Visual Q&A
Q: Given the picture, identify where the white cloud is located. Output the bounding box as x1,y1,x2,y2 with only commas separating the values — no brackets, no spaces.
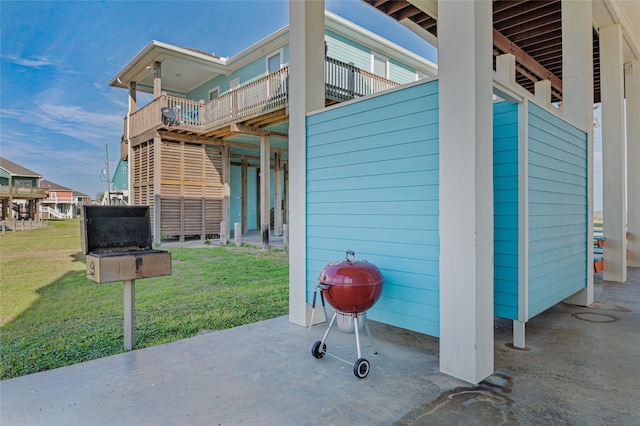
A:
3,54,55,68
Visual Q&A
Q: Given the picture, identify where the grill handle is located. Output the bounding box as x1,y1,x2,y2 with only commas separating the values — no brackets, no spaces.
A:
346,250,356,263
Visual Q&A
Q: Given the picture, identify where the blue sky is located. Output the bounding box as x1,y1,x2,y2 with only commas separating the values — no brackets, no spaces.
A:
1,1,603,209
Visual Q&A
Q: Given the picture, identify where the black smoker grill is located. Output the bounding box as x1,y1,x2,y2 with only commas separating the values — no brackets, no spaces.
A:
81,205,172,350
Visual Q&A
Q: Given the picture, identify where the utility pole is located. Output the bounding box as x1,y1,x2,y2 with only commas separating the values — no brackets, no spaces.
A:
105,144,111,205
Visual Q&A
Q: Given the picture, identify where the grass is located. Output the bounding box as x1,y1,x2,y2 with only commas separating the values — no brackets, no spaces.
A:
0,219,288,380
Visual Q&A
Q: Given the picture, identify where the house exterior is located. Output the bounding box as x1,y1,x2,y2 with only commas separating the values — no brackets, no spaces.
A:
109,159,129,205
109,11,437,243
287,0,640,385
40,180,91,218
0,157,47,220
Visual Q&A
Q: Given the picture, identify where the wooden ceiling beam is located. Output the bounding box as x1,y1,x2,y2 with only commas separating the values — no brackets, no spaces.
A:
493,0,558,26
385,0,411,15
493,28,562,97
230,123,288,139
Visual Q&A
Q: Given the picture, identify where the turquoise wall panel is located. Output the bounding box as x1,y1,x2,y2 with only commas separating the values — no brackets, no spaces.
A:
325,30,371,70
527,102,587,318
493,101,520,320
306,80,440,337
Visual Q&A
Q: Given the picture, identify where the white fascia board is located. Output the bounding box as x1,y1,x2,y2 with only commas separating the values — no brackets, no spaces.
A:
325,11,438,76
109,40,228,89
601,0,640,61
224,26,290,70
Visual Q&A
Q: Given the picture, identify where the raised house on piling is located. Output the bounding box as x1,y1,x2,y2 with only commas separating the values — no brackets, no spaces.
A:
109,11,437,244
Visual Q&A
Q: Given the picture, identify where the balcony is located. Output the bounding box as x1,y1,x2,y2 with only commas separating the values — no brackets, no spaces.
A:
0,186,48,199
122,57,400,147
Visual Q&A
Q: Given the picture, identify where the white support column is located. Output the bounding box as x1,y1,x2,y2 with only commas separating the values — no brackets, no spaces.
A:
561,0,594,304
516,101,529,348
626,60,640,267
260,134,271,250
438,0,494,384
600,23,627,282
288,0,325,326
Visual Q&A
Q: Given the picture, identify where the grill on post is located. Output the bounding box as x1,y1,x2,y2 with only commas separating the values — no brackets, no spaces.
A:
81,205,171,351
310,251,383,378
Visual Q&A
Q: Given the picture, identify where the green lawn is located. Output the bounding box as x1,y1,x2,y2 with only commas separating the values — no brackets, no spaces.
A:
0,219,288,380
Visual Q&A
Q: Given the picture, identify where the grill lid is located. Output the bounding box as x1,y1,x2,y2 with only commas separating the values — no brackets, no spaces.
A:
318,251,383,287
81,206,153,255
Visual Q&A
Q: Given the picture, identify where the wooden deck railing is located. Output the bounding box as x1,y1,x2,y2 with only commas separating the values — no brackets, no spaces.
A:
0,186,48,198
124,58,400,139
325,57,400,102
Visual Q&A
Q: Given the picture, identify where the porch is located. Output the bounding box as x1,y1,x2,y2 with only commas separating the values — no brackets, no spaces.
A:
2,267,638,424
121,57,400,149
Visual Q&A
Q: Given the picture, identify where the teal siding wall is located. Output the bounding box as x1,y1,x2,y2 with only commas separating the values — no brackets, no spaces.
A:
188,45,289,101
493,101,520,320
325,30,370,70
306,80,440,337
388,58,416,83
527,102,587,318
230,166,259,231
190,29,422,100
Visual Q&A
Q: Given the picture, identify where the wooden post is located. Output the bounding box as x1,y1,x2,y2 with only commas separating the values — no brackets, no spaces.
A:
124,279,135,351
260,134,271,250
220,221,228,244
283,223,289,252
153,61,162,99
153,137,162,246
274,151,283,236
234,222,242,247
222,143,231,241
241,157,248,233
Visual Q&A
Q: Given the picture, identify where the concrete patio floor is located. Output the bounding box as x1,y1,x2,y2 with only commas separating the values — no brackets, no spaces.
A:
2,268,638,425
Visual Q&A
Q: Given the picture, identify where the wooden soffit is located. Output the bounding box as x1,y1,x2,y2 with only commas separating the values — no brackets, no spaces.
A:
363,0,602,103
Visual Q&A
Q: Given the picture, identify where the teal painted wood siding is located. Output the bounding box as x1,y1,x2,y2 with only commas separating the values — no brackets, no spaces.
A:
493,101,519,320
306,80,440,337
527,102,587,318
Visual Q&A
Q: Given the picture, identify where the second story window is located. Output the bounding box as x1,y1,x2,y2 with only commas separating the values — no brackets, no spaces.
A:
209,87,219,101
372,52,389,79
267,49,283,74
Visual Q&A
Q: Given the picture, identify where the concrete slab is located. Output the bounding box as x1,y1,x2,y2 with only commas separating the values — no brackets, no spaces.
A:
2,268,639,425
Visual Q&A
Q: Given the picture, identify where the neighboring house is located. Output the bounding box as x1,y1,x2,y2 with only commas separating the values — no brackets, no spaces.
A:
0,157,47,220
109,159,129,205
109,11,437,243
40,180,91,218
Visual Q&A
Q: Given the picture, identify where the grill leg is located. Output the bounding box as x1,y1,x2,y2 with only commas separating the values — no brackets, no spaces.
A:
320,312,337,347
363,314,377,355
354,313,362,359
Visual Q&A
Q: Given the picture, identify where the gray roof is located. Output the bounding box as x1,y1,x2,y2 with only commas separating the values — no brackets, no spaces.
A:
40,180,73,191
0,157,42,178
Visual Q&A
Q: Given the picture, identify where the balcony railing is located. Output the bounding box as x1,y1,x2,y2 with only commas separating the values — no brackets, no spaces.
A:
325,57,400,102
124,57,400,140
0,186,48,198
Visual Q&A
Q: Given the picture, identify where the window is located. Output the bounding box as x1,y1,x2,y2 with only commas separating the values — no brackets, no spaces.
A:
208,86,220,101
229,78,240,90
267,49,283,74
372,52,389,79
121,167,126,174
